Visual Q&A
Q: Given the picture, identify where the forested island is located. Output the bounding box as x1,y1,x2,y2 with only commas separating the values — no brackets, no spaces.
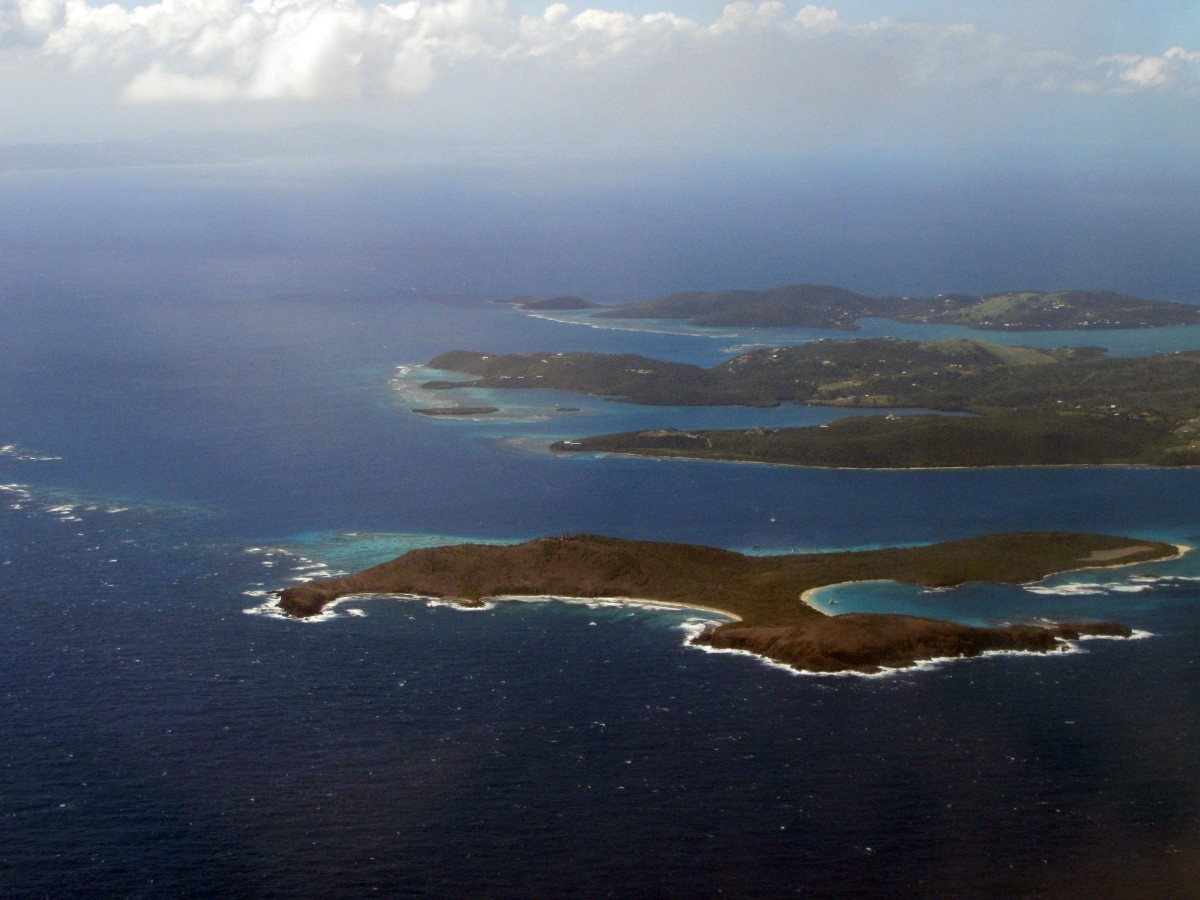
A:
277,533,1179,674
424,338,1200,468
552,413,1195,469
518,283,1200,330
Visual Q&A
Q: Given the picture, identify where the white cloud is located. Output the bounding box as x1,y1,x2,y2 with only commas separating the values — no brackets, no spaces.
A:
1089,46,1200,93
794,4,836,31
0,0,1196,105
709,2,786,35
124,64,236,102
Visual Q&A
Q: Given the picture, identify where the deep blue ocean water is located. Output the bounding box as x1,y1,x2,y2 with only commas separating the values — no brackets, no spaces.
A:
3,162,1200,897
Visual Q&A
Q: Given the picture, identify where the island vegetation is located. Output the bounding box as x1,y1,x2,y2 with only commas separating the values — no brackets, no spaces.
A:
576,283,1200,330
551,413,1196,469
425,338,1200,467
277,533,1179,674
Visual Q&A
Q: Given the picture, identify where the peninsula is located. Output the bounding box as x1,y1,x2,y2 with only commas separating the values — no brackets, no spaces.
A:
277,533,1178,674
499,295,601,311
580,284,1200,330
425,339,1200,468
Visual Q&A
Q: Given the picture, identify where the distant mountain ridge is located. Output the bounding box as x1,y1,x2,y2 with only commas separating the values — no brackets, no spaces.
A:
559,284,1200,330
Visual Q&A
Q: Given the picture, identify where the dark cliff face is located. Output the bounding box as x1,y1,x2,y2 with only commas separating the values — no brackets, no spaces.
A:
275,533,1168,675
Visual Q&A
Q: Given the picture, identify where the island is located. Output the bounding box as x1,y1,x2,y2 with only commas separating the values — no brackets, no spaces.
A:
424,339,1200,468
411,406,500,417
578,283,1200,330
549,413,1194,468
277,533,1180,674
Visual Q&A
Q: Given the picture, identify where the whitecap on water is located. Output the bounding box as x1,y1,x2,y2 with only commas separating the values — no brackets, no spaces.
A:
687,638,1096,679
289,570,335,582
1026,583,1111,596
1025,573,1200,597
4,483,206,527
0,443,62,462
425,597,495,611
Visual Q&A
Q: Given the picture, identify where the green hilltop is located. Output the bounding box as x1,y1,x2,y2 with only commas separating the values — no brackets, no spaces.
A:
579,284,1200,330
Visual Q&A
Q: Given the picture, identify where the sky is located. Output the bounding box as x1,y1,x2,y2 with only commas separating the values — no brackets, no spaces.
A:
0,0,1196,165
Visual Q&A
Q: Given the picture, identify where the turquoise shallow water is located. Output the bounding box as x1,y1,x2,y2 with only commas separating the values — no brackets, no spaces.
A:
806,556,1200,627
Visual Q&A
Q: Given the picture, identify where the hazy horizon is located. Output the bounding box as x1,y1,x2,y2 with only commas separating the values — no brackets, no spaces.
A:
3,152,1198,306
4,2,1196,305
1,1,1195,168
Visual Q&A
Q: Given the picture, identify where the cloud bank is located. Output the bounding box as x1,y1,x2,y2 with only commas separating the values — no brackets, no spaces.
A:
1,0,1196,105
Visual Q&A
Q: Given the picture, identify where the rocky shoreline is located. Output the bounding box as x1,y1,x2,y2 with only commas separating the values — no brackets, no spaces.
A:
277,533,1176,675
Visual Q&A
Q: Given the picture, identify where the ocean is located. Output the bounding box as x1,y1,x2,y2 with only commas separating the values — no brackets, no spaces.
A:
2,160,1200,897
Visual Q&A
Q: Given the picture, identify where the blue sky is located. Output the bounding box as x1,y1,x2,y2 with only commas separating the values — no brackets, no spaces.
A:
0,0,1196,166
